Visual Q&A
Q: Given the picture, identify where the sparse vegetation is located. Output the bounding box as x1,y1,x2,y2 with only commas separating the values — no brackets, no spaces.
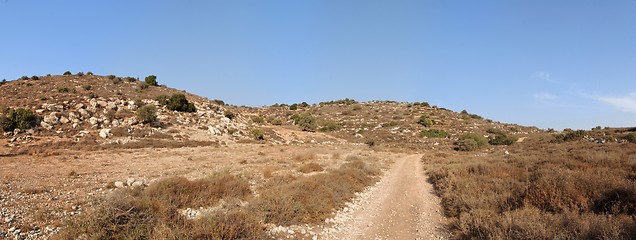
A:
625,133,636,143
136,104,157,124
319,98,357,106
319,119,340,132
20,76,29,80
59,174,261,239
76,72,84,76
0,79,6,86
426,141,636,239
251,115,265,124
0,107,38,132
552,129,586,143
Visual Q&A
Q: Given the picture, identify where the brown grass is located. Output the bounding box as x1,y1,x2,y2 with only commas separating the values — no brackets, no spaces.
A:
253,160,379,225
55,173,261,240
298,162,324,173
425,139,636,239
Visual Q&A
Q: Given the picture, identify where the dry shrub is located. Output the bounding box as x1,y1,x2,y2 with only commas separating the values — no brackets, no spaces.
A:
292,150,317,162
298,163,324,173
262,166,274,179
56,173,262,239
426,141,636,238
254,160,378,225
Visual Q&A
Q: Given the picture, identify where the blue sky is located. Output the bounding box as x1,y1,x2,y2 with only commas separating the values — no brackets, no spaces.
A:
1,1,634,130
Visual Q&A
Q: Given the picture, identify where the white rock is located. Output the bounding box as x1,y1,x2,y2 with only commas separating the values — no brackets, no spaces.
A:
59,116,70,124
89,117,99,126
126,178,136,186
40,122,53,130
208,126,222,135
114,181,125,188
99,128,111,139
131,180,145,188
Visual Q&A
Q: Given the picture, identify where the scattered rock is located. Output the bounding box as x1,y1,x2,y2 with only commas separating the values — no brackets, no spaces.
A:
99,129,111,139
114,181,125,188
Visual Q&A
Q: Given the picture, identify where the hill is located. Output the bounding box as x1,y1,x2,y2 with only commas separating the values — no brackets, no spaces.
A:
1,72,635,239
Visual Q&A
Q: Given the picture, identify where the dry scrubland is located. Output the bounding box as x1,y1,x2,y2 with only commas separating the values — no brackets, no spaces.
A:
425,132,636,239
1,73,635,239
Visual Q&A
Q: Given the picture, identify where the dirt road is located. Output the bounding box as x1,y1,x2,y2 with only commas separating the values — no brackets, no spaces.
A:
330,154,447,239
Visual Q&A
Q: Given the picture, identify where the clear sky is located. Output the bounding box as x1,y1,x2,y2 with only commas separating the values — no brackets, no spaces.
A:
1,1,635,130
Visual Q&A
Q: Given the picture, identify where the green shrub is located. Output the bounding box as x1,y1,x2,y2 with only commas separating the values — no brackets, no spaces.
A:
125,77,137,82
291,112,316,132
299,102,309,108
251,128,265,140
0,108,38,132
155,94,170,105
20,76,29,80
76,72,84,76
224,110,236,120
552,130,586,143
418,115,435,127
319,120,340,132
87,72,94,75
136,104,157,124
165,94,196,112
0,79,6,86
456,133,489,151
63,71,72,75
144,75,158,86
31,75,39,80
289,104,298,110
139,82,150,90
421,129,448,138
58,87,71,93
267,117,282,125
251,116,265,124
82,85,92,91
489,133,518,145
319,98,357,106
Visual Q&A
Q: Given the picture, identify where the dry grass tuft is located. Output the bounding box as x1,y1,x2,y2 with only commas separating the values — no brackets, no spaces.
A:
298,163,324,173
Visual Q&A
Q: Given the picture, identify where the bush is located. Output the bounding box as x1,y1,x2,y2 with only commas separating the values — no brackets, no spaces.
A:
57,87,71,93
456,133,489,151
155,94,170,105
489,133,518,146
251,128,265,140
552,130,586,143
76,72,84,76
63,71,72,75
299,102,309,108
625,133,636,143
164,94,196,112
0,79,6,86
31,75,39,80
139,82,150,90
418,115,435,127
82,85,92,91
20,76,29,80
289,104,298,110
0,108,38,132
145,75,158,86
251,116,264,124
87,71,93,75
136,104,157,124
319,120,340,132
267,117,282,125
224,110,236,120
291,112,316,132
421,129,448,138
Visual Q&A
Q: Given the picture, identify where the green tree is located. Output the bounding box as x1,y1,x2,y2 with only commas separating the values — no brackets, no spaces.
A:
0,108,38,132
144,75,158,86
136,105,157,124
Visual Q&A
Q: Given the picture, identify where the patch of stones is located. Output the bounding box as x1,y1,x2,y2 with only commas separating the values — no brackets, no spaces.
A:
113,178,147,189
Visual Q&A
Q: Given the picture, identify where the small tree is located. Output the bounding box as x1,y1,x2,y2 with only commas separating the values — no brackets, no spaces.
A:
456,133,489,151
0,108,38,132
136,105,157,124
63,71,72,75
144,75,158,86
489,133,518,146
292,112,316,132
289,104,298,110
31,75,39,80
166,94,196,112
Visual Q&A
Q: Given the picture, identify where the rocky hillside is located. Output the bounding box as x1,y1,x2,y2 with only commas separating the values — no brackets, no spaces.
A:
1,72,546,154
0,73,252,154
